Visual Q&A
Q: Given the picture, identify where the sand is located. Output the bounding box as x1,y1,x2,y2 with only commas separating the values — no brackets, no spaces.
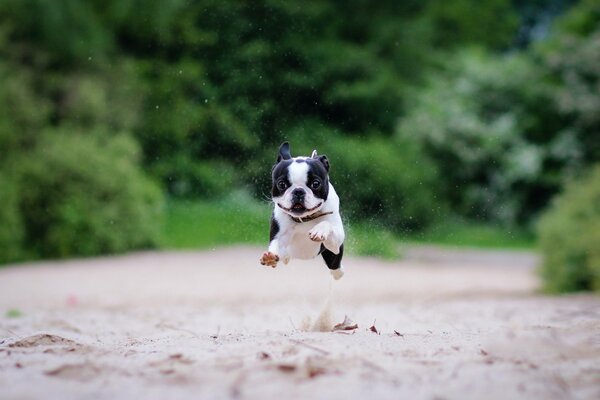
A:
1,246,599,400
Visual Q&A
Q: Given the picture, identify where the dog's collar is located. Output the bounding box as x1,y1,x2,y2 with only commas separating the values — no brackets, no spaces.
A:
289,210,334,223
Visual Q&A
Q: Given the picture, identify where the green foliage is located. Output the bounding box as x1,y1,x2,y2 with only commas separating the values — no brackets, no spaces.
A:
0,173,24,263
162,194,401,258
345,222,400,259
423,0,519,49
16,131,163,258
286,126,444,231
397,49,564,225
537,165,600,293
55,62,143,132
135,59,256,197
1,0,599,264
0,63,51,160
543,27,600,164
555,0,600,36
162,192,269,249
0,0,185,65
409,219,534,249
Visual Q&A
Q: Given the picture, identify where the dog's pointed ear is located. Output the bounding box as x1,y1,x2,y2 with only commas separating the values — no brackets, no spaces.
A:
318,155,329,171
311,149,318,158
277,142,292,163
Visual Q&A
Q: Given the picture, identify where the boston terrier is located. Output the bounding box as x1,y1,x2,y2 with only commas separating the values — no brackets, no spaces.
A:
259,142,346,280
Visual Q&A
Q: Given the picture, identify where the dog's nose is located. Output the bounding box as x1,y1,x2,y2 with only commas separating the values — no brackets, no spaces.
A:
292,188,305,198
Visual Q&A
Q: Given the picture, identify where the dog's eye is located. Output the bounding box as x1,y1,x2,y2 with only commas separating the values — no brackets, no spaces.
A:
277,180,288,190
311,180,321,189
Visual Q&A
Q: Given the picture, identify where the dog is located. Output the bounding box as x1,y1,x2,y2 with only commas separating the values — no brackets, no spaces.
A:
259,142,345,280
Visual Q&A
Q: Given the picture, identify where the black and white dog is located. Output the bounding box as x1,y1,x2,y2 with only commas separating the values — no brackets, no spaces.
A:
259,142,345,280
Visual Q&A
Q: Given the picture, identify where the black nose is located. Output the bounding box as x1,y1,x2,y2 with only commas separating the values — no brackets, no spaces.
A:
292,188,305,198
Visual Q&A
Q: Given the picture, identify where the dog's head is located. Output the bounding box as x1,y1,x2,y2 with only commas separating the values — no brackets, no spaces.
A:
271,142,330,218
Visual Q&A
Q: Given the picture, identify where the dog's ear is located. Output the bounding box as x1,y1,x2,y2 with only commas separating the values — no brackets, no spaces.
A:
318,155,330,172
277,142,292,163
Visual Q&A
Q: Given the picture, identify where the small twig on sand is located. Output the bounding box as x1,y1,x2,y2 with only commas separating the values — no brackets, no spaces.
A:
288,317,297,331
289,339,330,355
155,322,200,339
0,327,19,337
360,357,388,374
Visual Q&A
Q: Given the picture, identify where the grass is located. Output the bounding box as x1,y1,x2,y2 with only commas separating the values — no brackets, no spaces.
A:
161,191,269,249
161,195,535,257
161,194,401,257
406,219,535,250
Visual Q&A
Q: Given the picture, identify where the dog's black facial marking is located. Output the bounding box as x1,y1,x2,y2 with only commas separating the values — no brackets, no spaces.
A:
269,213,280,241
306,159,329,200
271,160,292,198
294,159,305,163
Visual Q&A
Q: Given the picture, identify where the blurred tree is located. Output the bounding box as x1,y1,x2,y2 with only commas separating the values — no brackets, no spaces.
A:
553,0,600,35
1,0,596,260
0,173,24,263
423,0,519,49
396,49,565,225
540,0,600,164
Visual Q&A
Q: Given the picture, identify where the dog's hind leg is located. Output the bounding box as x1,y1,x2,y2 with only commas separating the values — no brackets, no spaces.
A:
320,243,344,280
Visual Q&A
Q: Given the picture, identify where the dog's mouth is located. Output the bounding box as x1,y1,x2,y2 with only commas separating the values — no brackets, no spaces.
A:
292,203,305,212
277,202,322,215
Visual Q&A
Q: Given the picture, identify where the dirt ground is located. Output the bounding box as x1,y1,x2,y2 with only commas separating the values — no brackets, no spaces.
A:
1,246,599,400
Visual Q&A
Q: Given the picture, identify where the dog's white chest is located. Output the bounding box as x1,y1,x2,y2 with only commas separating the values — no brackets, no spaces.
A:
279,222,322,261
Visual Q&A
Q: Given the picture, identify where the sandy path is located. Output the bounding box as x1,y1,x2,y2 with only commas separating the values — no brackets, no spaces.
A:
0,246,599,400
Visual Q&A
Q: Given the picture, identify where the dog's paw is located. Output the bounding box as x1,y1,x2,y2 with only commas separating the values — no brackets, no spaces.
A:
260,251,279,268
309,222,330,242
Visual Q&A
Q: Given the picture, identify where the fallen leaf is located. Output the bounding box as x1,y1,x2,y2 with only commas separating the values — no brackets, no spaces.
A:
307,365,327,378
257,352,271,360
394,331,404,337
277,364,297,373
480,349,489,356
332,315,358,331
369,320,380,335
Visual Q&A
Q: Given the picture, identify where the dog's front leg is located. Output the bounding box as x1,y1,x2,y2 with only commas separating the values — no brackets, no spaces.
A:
260,215,283,268
260,239,280,268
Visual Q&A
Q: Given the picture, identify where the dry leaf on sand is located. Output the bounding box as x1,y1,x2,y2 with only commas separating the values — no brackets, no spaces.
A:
369,321,380,335
332,316,358,331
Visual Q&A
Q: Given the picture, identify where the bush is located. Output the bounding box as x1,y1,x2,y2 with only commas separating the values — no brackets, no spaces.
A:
15,131,163,259
537,165,600,293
